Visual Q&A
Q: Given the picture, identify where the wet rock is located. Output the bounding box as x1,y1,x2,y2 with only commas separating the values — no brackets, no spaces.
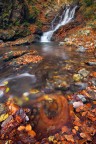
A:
0,29,15,41
64,38,70,42
59,42,65,46
70,84,84,93
74,82,87,90
78,68,89,78
0,103,6,115
0,90,4,98
87,88,96,100
43,88,54,94
3,50,27,62
77,94,86,103
0,26,31,41
76,46,87,53
73,101,83,108
23,92,29,97
91,78,96,86
55,81,69,91
34,35,41,42
0,34,35,47
34,29,43,36
0,40,3,43
86,61,96,66
85,30,90,35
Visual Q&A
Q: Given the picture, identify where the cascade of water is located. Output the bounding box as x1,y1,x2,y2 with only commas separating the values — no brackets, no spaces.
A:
41,5,77,43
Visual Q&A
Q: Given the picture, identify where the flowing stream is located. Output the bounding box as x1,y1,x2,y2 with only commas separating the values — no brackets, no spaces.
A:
0,42,95,140
41,5,77,42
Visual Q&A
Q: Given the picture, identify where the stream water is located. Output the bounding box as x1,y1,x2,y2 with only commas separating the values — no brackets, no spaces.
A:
0,5,81,105
0,42,95,140
0,43,95,101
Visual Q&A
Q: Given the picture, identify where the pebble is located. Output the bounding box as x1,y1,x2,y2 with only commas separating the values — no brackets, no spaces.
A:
59,42,65,46
0,90,4,98
25,115,29,121
77,46,86,53
73,101,83,108
0,103,5,114
86,61,96,66
43,88,53,94
23,92,29,97
64,38,70,42
77,94,86,103
91,78,96,86
75,82,87,90
0,40,3,43
78,68,89,78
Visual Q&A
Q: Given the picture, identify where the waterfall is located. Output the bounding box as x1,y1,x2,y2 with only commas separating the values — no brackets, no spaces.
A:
41,5,77,42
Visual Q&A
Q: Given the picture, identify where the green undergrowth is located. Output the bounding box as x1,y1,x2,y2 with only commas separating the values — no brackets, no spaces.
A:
80,0,96,20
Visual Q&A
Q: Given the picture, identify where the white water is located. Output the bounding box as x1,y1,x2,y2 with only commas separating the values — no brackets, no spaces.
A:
0,73,36,85
41,5,77,42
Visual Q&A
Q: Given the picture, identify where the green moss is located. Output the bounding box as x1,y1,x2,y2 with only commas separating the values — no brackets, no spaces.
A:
80,0,96,19
83,0,93,6
27,6,40,23
23,21,30,27
36,20,42,28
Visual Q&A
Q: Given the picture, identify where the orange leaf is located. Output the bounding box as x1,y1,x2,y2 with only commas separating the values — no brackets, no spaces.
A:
62,126,69,133
18,126,25,131
25,124,32,131
64,135,74,142
80,133,86,138
28,130,36,137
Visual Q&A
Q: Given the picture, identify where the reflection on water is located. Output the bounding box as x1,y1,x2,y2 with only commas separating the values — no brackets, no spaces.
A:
42,44,68,60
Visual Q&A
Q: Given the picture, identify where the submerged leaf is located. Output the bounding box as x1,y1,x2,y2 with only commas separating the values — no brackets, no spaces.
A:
0,113,9,122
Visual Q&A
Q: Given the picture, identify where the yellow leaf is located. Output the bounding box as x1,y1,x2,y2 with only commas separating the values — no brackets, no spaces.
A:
3,81,8,85
30,89,39,94
5,87,10,93
0,113,9,122
44,95,53,101
23,97,29,101
48,136,54,142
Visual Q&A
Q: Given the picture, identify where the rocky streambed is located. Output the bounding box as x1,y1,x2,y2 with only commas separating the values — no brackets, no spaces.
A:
0,42,96,143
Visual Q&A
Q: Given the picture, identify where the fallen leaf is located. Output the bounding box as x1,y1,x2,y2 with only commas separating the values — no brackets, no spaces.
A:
64,135,74,142
18,125,25,131
0,113,9,122
62,126,69,133
28,130,36,137
25,124,32,131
